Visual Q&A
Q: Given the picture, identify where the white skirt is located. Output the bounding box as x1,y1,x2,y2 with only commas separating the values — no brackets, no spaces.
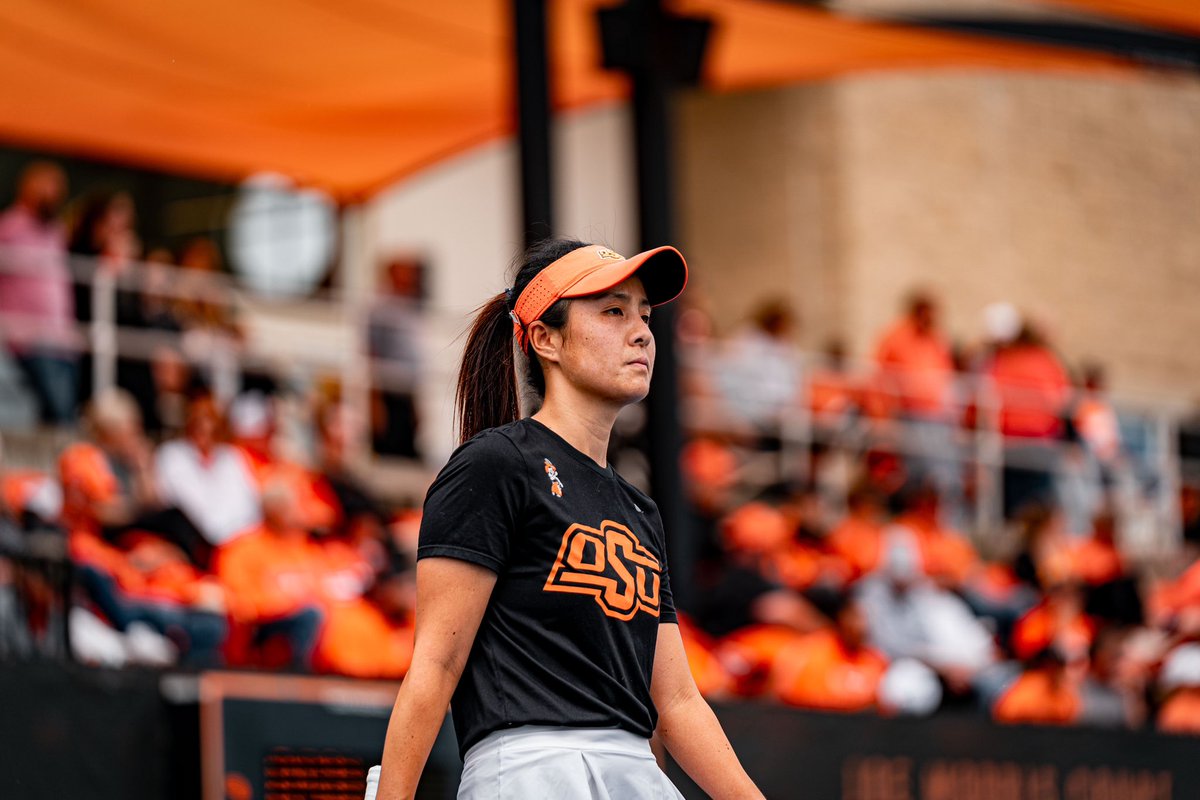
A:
457,726,686,800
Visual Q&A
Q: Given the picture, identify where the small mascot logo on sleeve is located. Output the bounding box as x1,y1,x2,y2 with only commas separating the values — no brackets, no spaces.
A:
544,458,564,497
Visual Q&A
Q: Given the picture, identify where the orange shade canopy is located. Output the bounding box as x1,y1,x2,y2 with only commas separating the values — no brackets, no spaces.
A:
1041,0,1200,36
0,0,1132,200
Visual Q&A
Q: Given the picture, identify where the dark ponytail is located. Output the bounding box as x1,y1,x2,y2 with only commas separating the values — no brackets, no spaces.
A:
455,237,589,444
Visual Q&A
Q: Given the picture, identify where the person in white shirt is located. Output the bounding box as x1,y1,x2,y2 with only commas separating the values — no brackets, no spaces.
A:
155,393,261,546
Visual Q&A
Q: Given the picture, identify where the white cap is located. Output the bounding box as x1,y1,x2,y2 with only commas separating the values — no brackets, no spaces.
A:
879,658,943,716
1161,644,1200,692
983,302,1021,344
228,391,271,438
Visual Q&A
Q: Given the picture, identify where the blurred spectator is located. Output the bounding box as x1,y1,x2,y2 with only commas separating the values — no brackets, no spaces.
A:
1073,363,1123,478
1157,643,1200,735
174,237,241,402
715,300,802,443
857,529,996,690
369,257,424,459
155,392,261,547
809,339,859,423
873,291,962,526
117,247,190,436
215,481,325,670
312,401,389,570
892,483,979,588
825,484,888,581
68,190,139,324
59,388,211,567
693,502,825,639
993,647,1082,726
1011,578,1095,664
0,161,78,423
1080,626,1145,728
770,594,887,712
986,323,1071,519
313,566,415,679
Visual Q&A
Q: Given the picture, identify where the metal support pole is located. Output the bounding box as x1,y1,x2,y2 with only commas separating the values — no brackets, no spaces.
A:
601,0,710,610
513,0,554,247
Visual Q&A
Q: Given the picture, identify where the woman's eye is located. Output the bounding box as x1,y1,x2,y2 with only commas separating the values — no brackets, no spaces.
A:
641,315,651,324
605,307,623,316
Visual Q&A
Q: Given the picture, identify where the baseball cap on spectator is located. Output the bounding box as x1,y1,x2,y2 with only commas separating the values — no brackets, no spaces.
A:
878,657,943,716
229,391,271,439
1160,644,1200,691
878,527,925,583
983,302,1021,344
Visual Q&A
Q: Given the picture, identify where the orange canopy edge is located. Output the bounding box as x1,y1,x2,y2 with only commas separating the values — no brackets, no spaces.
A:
0,0,1136,201
1040,0,1200,36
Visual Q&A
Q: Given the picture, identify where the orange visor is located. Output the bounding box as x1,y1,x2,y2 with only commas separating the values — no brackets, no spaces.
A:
511,245,688,352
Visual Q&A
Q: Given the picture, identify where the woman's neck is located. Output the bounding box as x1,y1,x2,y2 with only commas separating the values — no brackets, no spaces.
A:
532,397,619,468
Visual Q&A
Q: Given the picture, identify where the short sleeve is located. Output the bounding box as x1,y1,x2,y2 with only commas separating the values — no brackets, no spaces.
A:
417,431,526,573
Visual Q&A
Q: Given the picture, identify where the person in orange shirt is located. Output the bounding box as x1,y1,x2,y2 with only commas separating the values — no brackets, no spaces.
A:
874,291,964,527
1071,510,1124,587
994,647,1082,726
985,324,1071,519
314,567,416,680
826,485,888,581
1011,580,1096,664
893,483,978,588
771,595,888,713
875,292,954,420
215,481,325,669
60,388,211,566
1150,555,1200,632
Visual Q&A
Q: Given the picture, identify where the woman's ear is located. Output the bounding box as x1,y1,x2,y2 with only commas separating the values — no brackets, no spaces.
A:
527,321,563,365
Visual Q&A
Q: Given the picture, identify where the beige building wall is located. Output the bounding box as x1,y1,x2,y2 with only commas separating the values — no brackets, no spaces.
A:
678,71,1200,404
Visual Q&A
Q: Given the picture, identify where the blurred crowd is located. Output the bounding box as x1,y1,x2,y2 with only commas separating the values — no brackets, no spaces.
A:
2,159,1200,734
670,292,1200,736
0,159,423,451
1,387,417,678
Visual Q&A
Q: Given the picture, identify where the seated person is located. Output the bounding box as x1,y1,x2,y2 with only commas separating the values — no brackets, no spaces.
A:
770,594,888,713
892,484,978,588
313,564,415,680
60,390,226,666
155,392,261,548
826,485,888,581
60,388,209,567
215,482,326,670
858,530,996,693
993,646,1082,726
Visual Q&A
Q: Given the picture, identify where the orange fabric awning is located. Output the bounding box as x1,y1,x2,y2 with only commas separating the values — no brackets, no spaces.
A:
0,0,1132,200
1041,1,1200,36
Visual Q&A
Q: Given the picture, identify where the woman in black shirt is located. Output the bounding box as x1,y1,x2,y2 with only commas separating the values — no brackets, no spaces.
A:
375,238,762,799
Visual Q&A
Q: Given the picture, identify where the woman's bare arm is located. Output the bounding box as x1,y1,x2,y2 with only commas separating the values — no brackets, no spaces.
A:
651,623,765,800
376,557,497,800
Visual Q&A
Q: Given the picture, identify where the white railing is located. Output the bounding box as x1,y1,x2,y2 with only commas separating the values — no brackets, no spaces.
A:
0,246,1193,555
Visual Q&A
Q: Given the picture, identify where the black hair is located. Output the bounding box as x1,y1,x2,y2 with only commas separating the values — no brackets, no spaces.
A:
454,237,589,444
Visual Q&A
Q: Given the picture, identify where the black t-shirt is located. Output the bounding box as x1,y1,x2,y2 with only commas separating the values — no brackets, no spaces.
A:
418,417,676,756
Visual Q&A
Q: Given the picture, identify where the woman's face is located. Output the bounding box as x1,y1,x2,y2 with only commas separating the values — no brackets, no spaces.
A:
542,275,655,407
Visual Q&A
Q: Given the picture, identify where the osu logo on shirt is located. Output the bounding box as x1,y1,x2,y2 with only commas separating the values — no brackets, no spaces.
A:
544,520,661,621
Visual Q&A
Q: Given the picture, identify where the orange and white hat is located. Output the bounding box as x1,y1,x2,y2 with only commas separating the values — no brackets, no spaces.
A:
510,244,688,352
